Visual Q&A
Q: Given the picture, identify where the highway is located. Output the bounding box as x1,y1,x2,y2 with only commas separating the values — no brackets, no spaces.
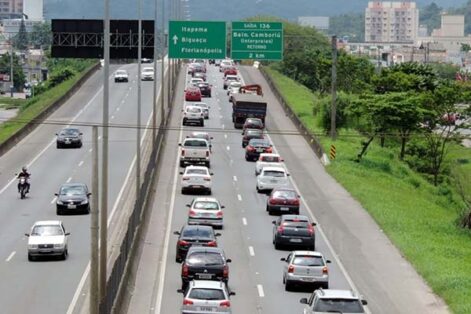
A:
125,62,449,314
0,62,161,313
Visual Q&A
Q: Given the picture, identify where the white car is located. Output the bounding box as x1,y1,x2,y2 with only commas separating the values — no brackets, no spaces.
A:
227,81,242,95
190,77,204,86
180,165,213,195
141,67,154,81
114,69,129,82
182,105,204,126
25,220,70,261
256,166,290,193
187,197,224,228
255,153,284,175
220,59,234,72
192,102,210,119
178,280,234,313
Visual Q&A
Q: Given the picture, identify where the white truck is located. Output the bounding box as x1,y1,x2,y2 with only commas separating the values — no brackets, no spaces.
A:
179,137,211,168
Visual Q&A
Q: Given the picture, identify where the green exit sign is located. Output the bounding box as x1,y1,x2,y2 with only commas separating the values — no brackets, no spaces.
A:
168,21,226,59
231,22,283,61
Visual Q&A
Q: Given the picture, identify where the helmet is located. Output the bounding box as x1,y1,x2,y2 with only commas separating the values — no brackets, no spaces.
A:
22,166,27,172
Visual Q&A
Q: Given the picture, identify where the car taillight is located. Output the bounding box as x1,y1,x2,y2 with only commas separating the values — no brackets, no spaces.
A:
183,299,193,305
182,264,189,277
216,211,223,218
182,177,190,181
269,198,277,205
220,300,230,307
322,266,328,275
247,145,255,152
277,226,284,233
308,225,315,235
288,265,295,273
243,135,248,140
223,265,229,278
189,210,196,217
207,241,217,247
292,199,300,206
206,151,209,157
181,149,185,156
266,147,273,153
204,177,211,181
178,240,189,246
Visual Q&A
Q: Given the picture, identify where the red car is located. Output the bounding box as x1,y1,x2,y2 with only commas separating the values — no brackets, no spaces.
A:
224,67,238,77
185,86,202,102
267,188,300,215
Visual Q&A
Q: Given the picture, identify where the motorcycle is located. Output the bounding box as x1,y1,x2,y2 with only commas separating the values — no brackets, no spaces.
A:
18,177,29,199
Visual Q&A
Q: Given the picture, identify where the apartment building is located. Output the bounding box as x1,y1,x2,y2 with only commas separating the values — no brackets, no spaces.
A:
365,1,419,43
0,0,23,18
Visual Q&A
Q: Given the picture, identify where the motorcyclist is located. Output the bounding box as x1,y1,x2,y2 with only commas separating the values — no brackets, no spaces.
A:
17,166,31,193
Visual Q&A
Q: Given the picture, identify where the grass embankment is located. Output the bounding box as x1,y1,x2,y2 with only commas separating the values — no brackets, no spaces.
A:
0,97,26,109
0,64,96,145
264,66,471,314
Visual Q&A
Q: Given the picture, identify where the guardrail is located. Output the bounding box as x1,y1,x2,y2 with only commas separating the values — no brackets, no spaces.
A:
259,66,325,159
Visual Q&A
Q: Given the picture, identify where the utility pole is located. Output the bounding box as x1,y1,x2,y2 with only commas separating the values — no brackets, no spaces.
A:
161,0,166,123
90,126,99,314
10,37,14,98
152,0,158,146
330,35,337,141
136,0,142,200
100,0,110,302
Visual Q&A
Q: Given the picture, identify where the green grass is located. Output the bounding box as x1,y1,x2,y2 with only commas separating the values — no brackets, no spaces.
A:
264,65,471,314
0,64,96,145
0,97,26,109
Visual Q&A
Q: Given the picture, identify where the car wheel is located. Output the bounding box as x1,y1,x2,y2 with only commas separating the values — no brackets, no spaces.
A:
207,189,212,195
200,120,204,127
245,154,250,161
56,142,61,149
78,142,83,148
61,249,68,260
182,119,187,126
57,208,62,215
28,253,34,261
179,160,185,168
274,241,281,250
175,256,181,263
323,283,329,289
282,275,286,284
181,188,185,195
285,281,292,291
205,161,210,168
85,206,91,214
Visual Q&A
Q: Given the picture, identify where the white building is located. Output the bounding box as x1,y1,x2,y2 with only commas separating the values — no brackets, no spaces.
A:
298,16,329,31
23,0,43,21
365,1,419,43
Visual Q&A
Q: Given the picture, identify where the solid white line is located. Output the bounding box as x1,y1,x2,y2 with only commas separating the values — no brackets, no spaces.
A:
233,175,237,182
237,194,242,201
242,217,247,225
5,251,15,262
248,246,255,256
78,160,84,167
50,197,57,204
257,284,265,298
66,177,72,183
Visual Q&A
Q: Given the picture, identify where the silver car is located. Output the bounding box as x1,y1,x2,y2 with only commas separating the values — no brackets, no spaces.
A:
25,220,70,261
187,197,224,229
192,102,210,119
281,251,330,290
300,289,368,314
178,280,235,314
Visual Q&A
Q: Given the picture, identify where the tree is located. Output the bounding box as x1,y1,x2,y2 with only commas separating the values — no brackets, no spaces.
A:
330,12,365,42
14,18,29,51
29,22,52,49
461,43,471,52
0,53,26,90
419,2,442,35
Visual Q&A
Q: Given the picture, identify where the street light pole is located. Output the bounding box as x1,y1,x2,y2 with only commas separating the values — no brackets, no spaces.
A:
152,0,158,146
330,35,337,141
10,37,14,98
136,0,142,200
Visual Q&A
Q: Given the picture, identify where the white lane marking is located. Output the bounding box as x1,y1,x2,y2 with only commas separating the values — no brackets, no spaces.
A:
78,160,84,167
6,251,16,262
66,63,167,314
221,124,225,129
66,177,72,183
257,284,265,298
242,217,247,225
51,197,57,204
154,69,187,314
219,115,223,119
248,246,255,256
111,115,115,120
0,69,114,195
88,148,92,153
226,146,230,151
224,134,227,139
98,136,102,140
233,175,237,182
237,194,242,201
117,107,120,111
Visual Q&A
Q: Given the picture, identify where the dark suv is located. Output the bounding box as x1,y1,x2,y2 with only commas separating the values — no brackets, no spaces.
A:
242,128,264,148
243,118,264,130
272,215,316,250
180,247,231,289
174,225,220,262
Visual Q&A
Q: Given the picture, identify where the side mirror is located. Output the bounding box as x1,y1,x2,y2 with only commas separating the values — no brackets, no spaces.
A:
272,220,276,225
24,233,30,237
87,193,92,197
210,137,214,139
221,205,225,209
312,222,317,226
210,172,214,176
55,133,58,136
178,143,182,146
173,231,180,235
54,193,58,196
299,298,308,305
209,144,212,148
179,172,184,175
177,289,184,294
326,260,332,263
80,133,83,135
361,300,368,305
186,204,191,207
287,173,290,176
226,258,232,263
229,291,236,296
65,232,71,236
280,257,286,261
215,233,221,237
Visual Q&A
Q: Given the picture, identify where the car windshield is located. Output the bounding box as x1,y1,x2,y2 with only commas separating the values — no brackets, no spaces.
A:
282,221,310,228
186,252,224,266
60,129,79,136
182,228,212,238
230,82,242,88
313,299,364,313
190,133,209,140
187,107,201,113
263,170,285,177
293,256,324,266
251,140,269,147
186,169,208,175
226,76,238,81
143,68,153,73
262,156,280,162
31,225,63,236
184,140,207,147
247,130,262,136
198,83,209,87
273,190,296,199
189,288,225,300
194,201,219,210
60,185,86,196
194,103,208,109
116,70,126,75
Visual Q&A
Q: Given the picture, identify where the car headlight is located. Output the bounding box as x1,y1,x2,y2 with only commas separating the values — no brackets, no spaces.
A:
81,199,89,205
56,199,64,205
28,244,38,249
54,244,64,249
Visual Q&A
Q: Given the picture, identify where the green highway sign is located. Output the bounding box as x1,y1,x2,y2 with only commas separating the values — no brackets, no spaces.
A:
168,21,226,59
231,22,283,61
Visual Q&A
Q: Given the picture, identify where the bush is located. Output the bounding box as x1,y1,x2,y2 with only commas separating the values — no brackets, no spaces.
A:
48,67,76,88
317,92,357,133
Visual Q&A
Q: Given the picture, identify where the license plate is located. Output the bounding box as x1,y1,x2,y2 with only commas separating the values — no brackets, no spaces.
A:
197,273,213,279
270,180,278,183
290,238,302,243
256,148,264,152
191,185,203,189
199,307,214,312
280,207,290,211
68,204,76,209
301,277,315,282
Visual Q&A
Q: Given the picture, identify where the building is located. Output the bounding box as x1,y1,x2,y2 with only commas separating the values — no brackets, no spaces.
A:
23,0,43,21
0,0,23,19
365,1,419,43
298,16,329,31
3,18,40,36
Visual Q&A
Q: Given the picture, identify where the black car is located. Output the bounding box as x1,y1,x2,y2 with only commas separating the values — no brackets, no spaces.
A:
245,138,272,161
56,128,83,148
55,183,91,215
243,118,264,130
197,82,212,97
267,188,300,215
272,215,316,250
181,247,231,289
241,128,264,148
174,225,221,262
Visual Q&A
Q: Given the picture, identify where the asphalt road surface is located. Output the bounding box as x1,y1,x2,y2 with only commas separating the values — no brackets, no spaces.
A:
125,63,449,314
0,62,161,314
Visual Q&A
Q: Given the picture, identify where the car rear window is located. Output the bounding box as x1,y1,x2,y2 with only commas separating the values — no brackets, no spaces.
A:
194,201,219,210
262,156,280,162
293,256,324,266
186,252,224,266
263,170,285,177
182,228,213,238
32,225,63,236
186,169,208,175
273,190,296,199
190,133,209,140
184,140,207,147
188,288,225,300
60,185,86,195
282,221,310,228
186,107,201,113
247,130,262,136
313,299,364,313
